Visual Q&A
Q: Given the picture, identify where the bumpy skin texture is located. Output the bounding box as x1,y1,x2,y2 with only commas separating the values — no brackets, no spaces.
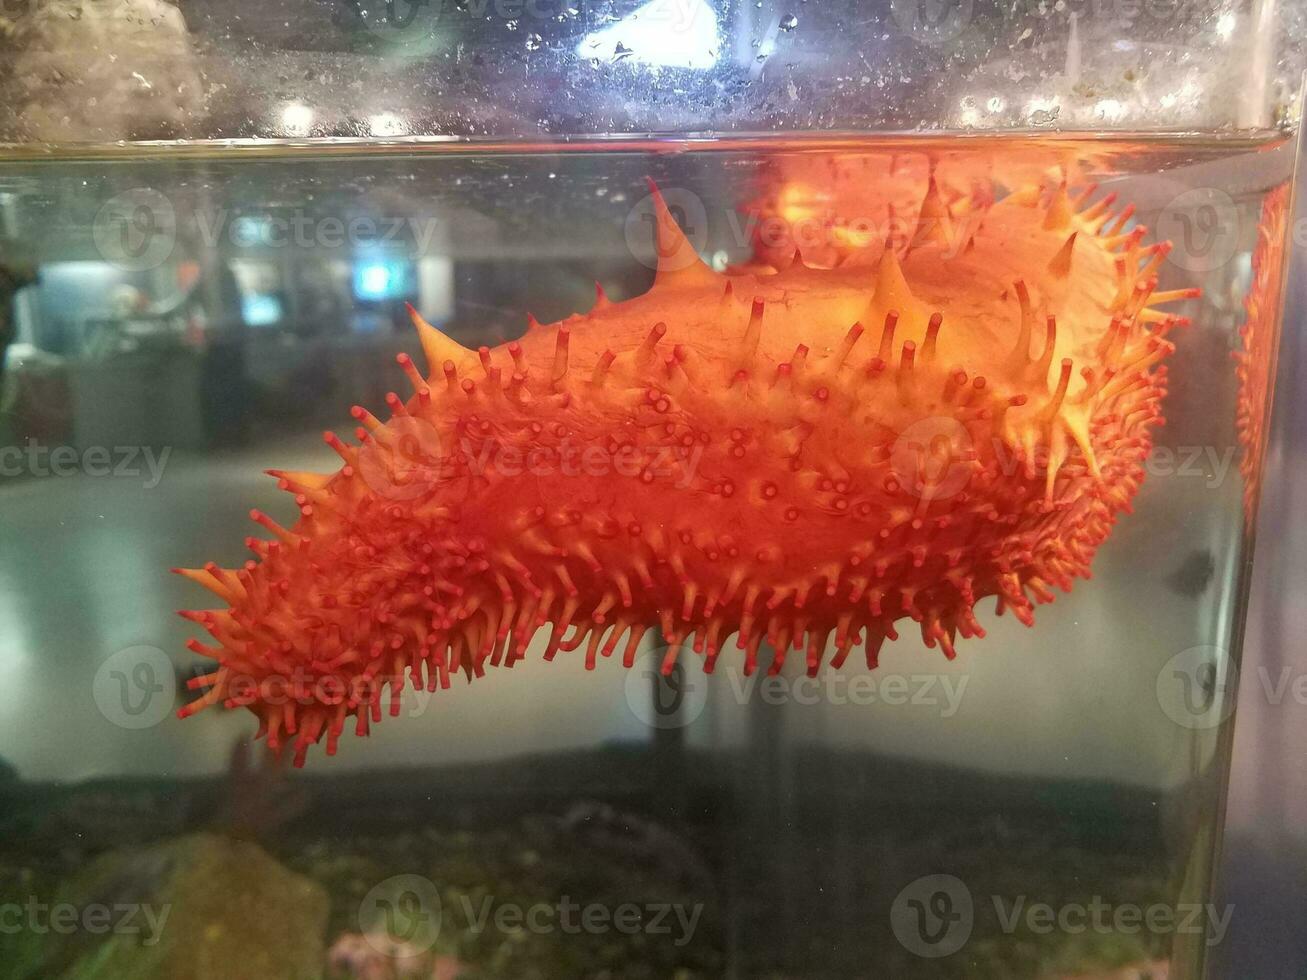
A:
741,150,1102,270
178,176,1196,765
1235,183,1290,525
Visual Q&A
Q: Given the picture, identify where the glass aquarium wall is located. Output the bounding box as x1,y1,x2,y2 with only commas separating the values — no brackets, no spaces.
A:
0,133,1296,980
0,3,1302,980
1211,120,1307,980
0,0,1302,141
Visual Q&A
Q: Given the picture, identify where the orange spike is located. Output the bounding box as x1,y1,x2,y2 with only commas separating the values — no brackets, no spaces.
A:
740,299,764,361
645,178,719,288
913,176,954,248
551,327,571,383
877,310,899,360
922,313,943,362
1048,231,1077,278
407,303,471,375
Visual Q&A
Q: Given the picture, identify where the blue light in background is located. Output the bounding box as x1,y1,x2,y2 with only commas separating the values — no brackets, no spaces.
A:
354,259,411,301
359,264,392,297
242,294,283,327
230,214,276,248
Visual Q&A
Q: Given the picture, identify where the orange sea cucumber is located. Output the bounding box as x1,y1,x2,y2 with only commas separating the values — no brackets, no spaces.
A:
741,149,1100,270
1234,182,1291,525
177,175,1196,765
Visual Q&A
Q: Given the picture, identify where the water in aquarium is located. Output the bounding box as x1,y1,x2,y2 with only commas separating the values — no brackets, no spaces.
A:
0,133,1295,980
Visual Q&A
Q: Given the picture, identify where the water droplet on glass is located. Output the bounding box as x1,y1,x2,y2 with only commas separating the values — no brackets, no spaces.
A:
525,33,542,50
779,13,798,30
506,18,519,30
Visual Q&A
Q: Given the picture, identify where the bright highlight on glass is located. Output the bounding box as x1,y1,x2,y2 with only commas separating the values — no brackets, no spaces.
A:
369,113,406,138
281,103,314,137
576,0,721,69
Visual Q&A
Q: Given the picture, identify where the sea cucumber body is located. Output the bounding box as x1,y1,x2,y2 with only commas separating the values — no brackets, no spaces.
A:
178,177,1193,764
741,149,1103,270
1235,182,1290,524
